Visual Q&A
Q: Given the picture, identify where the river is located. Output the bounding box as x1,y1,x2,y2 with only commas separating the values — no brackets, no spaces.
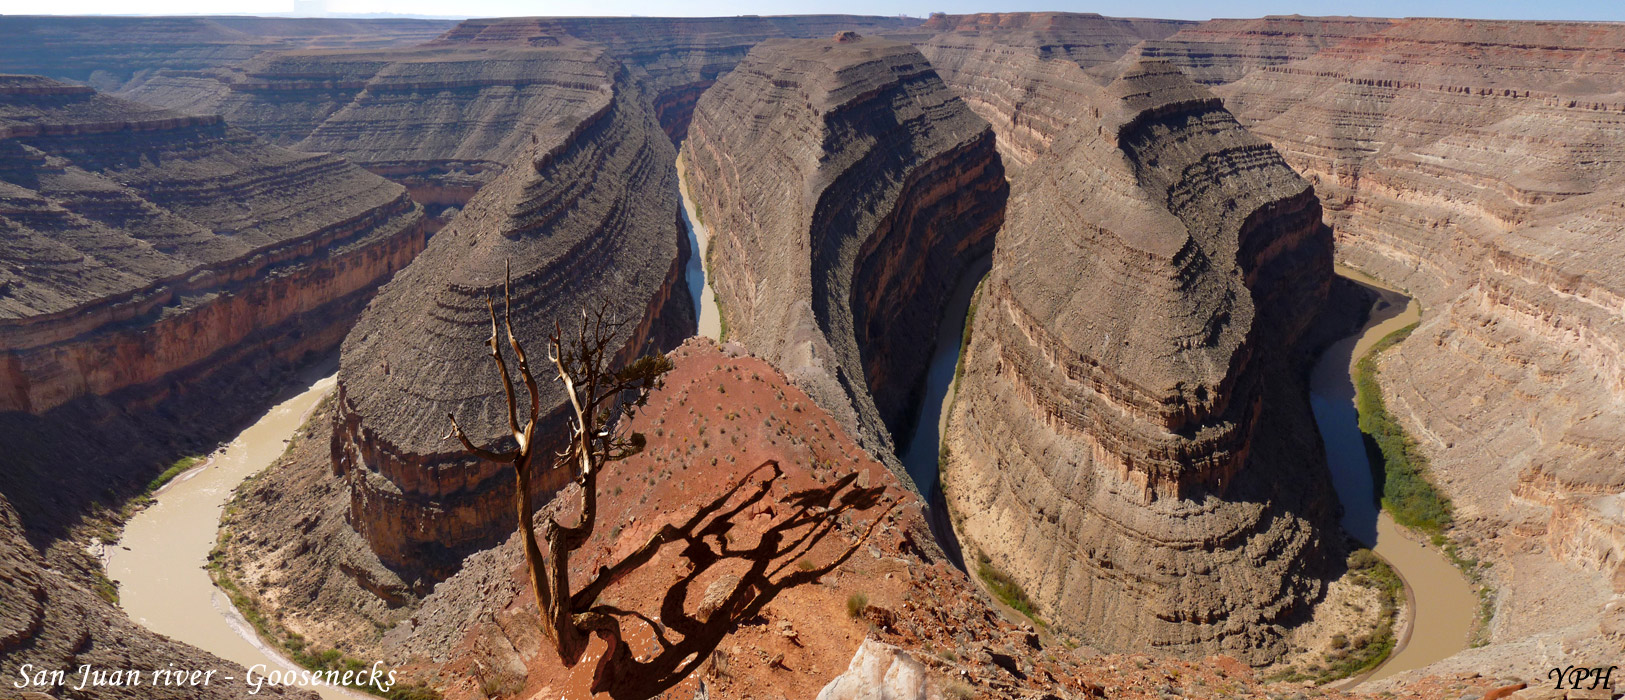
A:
677,153,722,341
107,365,361,700
1308,265,1476,683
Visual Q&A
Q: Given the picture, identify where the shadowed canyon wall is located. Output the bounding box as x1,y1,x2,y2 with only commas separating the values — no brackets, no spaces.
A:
941,59,1337,664
682,35,1007,482
330,59,693,579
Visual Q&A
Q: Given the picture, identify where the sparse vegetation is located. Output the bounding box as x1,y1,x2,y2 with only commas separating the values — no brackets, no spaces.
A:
1270,549,1400,684
944,679,977,699
846,591,869,619
207,540,437,700
952,275,990,389
975,553,1045,629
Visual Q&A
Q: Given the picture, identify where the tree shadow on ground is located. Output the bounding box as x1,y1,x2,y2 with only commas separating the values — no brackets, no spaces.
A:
575,459,895,699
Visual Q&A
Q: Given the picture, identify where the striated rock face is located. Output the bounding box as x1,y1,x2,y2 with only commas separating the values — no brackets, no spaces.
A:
103,16,918,215
1135,16,1399,86
159,44,627,215
329,62,693,579
0,74,426,415
432,16,921,142
682,36,1006,480
0,16,453,95
1197,18,1625,629
901,13,1189,172
942,60,1337,663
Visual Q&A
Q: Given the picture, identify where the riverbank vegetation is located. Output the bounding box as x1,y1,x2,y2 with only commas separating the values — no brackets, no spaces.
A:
1353,318,1497,645
142,455,203,500
1353,322,1453,534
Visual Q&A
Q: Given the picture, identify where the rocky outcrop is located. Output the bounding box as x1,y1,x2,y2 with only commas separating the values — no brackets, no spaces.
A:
941,59,1337,663
681,35,1006,483
815,639,937,700
329,62,693,579
0,74,426,415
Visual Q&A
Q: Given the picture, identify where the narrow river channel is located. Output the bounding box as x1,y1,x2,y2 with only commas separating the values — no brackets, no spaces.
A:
677,153,721,341
1309,265,1476,683
108,365,360,700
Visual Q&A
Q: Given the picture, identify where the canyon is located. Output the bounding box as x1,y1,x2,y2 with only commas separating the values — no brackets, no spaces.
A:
681,34,1006,483
2,9,1624,700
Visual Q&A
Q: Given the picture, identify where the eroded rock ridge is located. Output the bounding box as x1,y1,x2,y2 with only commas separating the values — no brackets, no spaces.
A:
942,59,1338,663
682,36,1007,481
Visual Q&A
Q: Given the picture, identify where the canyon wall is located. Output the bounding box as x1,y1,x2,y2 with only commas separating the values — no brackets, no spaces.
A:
681,35,1006,481
941,59,1337,664
103,16,918,213
0,75,426,416
0,16,452,96
431,16,921,142
1167,18,1625,656
329,59,694,579
900,13,1191,171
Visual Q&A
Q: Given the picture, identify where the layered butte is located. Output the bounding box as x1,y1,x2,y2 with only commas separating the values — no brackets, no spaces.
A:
681,35,1007,479
330,59,693,579
941,60,1337,663
0,75,426,416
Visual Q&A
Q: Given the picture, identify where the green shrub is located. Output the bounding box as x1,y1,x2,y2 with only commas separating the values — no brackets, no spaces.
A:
1353,323,1452,534
846,592,869,619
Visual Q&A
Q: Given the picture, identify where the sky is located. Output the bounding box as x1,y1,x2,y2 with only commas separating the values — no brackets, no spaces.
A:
1,0,1622,22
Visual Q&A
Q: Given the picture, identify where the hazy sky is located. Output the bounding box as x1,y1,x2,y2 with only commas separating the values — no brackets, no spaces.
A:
1,0,1622,22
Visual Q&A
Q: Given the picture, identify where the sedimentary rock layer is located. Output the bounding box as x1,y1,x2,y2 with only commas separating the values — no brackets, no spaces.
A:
682,35,1006,480
433,15,921,141
0,16,452,95
1135,16,1398,85
0,74,426,415
330,63,693,578
1202,19,1625,623
942,59,1336,663
901,13,1189,171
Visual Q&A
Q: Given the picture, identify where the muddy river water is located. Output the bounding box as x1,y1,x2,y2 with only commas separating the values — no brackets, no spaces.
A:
107,368,360,700
1309,265,1476,683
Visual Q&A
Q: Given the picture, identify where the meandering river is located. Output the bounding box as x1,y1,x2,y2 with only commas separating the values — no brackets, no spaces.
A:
107,366,359,700
1309,265,1476,683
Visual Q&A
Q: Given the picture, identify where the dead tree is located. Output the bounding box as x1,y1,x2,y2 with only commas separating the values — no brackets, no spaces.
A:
445,269,671,669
